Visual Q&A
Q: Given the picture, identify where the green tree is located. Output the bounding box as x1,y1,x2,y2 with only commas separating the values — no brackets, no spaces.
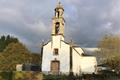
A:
0,35,41,71
0,42,32,71
0,35,19,52
0,35,6,52
31,53,41,64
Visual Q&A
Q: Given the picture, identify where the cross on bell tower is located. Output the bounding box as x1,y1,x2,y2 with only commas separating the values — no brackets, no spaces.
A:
52,1,65,37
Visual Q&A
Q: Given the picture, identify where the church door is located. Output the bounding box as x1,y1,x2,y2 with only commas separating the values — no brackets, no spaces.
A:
51,60,60,75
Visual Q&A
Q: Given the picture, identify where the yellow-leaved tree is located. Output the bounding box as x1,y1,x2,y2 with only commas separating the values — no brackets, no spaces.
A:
98,34,120,71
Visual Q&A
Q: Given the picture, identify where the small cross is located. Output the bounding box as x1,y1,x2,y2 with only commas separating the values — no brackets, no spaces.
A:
57,0,61,4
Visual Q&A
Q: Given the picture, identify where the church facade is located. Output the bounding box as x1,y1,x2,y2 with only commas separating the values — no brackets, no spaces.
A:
41,2,97,75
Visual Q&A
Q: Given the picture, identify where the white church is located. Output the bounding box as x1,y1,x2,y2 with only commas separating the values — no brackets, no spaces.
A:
41,1,97,75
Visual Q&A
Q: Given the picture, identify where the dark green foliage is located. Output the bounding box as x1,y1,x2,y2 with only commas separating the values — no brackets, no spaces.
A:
44,74,82,80
0,71,120,80
106,56,120,72
31,53,41,65
44,74,120,80
0,71,43,80
0,71,13,80
0,35,19,52
44,75,68,80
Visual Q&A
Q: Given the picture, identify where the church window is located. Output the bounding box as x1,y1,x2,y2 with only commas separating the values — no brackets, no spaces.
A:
57,11,60,18
55,9,60,18
55,22,60,34
54,48,59,55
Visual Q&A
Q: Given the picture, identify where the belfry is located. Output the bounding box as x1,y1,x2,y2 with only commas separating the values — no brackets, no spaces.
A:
52,1,65,36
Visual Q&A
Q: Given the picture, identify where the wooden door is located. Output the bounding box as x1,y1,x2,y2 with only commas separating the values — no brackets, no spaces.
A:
51,60,60,75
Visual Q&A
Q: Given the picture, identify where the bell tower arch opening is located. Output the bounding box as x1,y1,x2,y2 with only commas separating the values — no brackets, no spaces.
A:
55,22,60,34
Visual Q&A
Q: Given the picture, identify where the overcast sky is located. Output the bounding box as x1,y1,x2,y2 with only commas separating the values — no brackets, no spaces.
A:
0,0,120,52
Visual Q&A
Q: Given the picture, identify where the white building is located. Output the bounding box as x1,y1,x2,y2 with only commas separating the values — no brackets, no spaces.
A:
41,2,97,75
16,64,23,71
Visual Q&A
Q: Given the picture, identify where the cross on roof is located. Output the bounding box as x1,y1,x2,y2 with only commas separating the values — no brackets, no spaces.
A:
57,0,61,4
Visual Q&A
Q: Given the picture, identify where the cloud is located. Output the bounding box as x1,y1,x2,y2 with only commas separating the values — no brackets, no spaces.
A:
0,0,120,52
65,0,120,47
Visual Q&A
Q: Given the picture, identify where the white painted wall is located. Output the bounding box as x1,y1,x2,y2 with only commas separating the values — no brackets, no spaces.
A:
72,48,97,75
80,57,97,74
16,64,23,71
72,48,82,75
59,41,70,73
42,35,70,74
52,35,64,48
42,42,52,72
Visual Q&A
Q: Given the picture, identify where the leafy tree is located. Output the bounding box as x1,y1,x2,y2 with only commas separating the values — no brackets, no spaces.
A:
98,35,120,58
0,35,6,52
0,35,19,52
106,56,120,71
31,53,41,64
98,34,120,71
0,42,32,71
0,35,41,71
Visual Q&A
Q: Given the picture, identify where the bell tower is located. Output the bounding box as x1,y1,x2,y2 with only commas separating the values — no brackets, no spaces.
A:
51,1,65,48
52,1,65,37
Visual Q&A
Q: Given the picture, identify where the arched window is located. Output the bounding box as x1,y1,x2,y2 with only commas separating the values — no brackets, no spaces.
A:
55,22,60,34
55,11,60,18
57,11,60,18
